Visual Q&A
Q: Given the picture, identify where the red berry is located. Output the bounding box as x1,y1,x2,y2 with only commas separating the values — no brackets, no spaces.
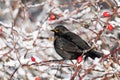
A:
103,12,110,17
49,14,56,20
77,56,83,63
107,24,113,31
35,77,40,80
31,56,36,62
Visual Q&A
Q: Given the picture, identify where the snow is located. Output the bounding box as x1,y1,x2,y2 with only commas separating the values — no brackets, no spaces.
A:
0,0,120,80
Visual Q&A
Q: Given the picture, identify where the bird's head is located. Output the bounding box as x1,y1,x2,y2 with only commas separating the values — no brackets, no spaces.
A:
51,25,69,35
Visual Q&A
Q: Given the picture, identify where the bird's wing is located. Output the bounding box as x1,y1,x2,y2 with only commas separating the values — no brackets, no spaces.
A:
55,37,82,53
64,32,90,50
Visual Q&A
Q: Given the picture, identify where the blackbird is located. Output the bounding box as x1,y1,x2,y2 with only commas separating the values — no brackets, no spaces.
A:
52,25,103,60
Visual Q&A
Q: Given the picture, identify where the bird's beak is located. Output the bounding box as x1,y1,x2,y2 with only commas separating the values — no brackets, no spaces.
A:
51,29,58,33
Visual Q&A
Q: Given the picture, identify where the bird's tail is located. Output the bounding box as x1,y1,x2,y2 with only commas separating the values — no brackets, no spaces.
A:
84,50,103,60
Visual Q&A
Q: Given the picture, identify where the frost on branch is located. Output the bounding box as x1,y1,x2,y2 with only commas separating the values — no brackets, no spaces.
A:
0,0,120,80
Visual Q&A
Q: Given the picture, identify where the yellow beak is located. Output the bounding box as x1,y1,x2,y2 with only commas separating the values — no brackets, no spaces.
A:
51,29,58,33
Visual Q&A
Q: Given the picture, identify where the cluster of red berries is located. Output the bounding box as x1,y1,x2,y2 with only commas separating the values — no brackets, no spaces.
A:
103,11,113,31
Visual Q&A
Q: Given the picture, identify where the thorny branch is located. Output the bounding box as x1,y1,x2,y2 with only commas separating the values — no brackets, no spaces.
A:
0,0,120,80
